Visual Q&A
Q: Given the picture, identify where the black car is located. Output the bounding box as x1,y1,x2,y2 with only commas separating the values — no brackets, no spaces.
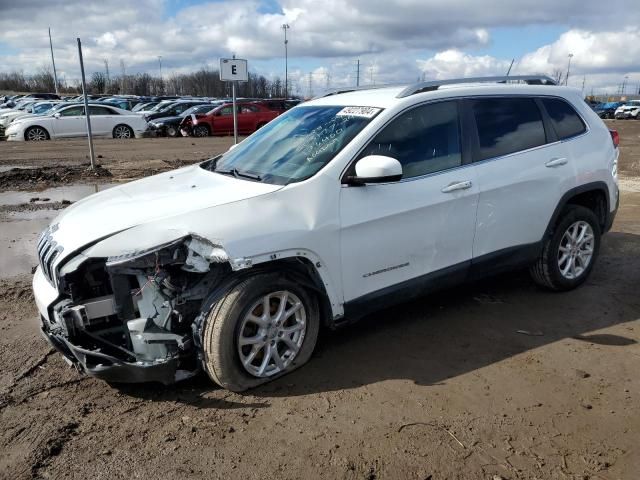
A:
149,104,216,136
144,101,212,121
594,102,622,119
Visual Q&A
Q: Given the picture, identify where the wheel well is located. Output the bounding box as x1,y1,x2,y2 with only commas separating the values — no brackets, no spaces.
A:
195,123,211,133
24,125,49,139
113,123,133,132
249,257,333,328
566,189,607,231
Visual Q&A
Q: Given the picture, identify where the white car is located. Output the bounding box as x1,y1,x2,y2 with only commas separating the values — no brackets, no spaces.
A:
614,100,640,119
5,103,148,141
33,76,619,391
0,101,61,128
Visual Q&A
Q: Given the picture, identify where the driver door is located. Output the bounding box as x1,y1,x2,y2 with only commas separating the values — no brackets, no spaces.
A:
339,100,479,305
52,105,86,137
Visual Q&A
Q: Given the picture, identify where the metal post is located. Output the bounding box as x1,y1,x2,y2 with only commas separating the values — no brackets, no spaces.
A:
77,38,96,170
565,53,573,86
232,81,238,144
48,28,59,95
356,59,360,87
505,58,514,76
282,24,289,98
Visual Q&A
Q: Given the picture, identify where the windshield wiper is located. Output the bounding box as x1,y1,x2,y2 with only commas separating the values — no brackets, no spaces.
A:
215,167,262,181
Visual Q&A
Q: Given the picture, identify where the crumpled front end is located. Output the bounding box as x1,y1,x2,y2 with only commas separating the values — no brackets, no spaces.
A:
36,234,231,385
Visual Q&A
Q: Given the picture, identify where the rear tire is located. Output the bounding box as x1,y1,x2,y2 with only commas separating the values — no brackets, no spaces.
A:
530,205,601,291
166,126,180,137
113,124,134,139
201,273,320,392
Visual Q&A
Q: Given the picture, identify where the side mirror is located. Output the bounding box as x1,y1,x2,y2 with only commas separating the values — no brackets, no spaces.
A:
53,113,61,118
345,155,403,185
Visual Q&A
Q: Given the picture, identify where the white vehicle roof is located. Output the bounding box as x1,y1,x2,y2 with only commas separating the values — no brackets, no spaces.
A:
306,75,573,109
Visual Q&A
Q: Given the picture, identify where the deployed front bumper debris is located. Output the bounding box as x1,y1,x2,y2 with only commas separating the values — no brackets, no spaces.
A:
39,235,229,384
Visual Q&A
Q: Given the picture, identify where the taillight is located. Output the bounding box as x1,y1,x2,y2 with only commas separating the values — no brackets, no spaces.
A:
610,129,619,148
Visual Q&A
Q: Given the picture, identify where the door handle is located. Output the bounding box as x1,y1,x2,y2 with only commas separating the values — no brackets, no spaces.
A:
441,180,472,193
545,157,568,167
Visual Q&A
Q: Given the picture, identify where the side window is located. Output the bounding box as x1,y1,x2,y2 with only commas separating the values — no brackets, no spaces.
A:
359,101,462,179
542,98,586,140
89,106,111,115
241,105,259,114
220,107,233,116
472,98,546,160
60,106,85,116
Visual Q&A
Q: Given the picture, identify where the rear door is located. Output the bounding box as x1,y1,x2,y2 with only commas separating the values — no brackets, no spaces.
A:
468,96,576,263
88,106,114,136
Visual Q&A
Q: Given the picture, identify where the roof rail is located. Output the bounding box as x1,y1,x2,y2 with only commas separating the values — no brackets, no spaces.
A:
314,84,401,99
396,75,557,98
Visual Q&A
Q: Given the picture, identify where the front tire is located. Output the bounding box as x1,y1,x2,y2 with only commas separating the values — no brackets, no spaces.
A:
166,125,180,137
25,126,49,141
192,125,210,137
530,205,601,291
201,273,320,392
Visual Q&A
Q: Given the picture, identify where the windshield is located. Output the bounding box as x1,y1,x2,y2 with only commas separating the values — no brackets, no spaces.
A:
201,105,381,185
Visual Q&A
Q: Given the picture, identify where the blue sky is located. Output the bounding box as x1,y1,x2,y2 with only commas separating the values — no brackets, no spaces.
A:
0,0,639,94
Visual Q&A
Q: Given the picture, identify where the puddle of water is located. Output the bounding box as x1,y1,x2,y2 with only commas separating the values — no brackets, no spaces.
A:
0,183,117,279
0,183,117,206
0,211,56,278
0,165,23,172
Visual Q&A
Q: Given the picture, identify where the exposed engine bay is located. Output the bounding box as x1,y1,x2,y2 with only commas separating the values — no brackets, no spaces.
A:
41,235,231,384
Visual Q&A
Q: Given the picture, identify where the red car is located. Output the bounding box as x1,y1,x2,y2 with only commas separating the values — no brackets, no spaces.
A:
180,102,279,137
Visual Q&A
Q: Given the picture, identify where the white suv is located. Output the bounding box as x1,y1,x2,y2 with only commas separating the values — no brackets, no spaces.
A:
614,100,640,119
33,76,619,391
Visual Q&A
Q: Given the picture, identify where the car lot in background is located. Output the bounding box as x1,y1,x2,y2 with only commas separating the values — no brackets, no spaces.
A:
614,100,640,119
149,103,219,137
180,101,280,136
4,103,148,141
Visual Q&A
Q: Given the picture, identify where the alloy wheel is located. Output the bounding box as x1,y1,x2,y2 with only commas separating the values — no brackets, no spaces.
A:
26,127,47,141
237,290,307,378
114,125,132,139
557,220,595,280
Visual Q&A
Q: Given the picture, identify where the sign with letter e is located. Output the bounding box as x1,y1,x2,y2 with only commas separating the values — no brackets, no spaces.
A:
219,58,248,82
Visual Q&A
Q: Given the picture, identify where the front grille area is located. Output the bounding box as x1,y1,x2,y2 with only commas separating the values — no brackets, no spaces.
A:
37,224,63,285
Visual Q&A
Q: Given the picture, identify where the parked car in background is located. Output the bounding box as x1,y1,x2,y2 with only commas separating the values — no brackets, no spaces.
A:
132,101,160,112
4,103,148,141
180,102,280,137
102,97,144,111
259,98,301,112
614,100,640,119
144,100,212,121
0,101,61,128
593,102,622,119
149,104,219,137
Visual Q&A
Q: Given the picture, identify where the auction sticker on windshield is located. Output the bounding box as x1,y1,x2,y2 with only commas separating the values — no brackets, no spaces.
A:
336,106,381,118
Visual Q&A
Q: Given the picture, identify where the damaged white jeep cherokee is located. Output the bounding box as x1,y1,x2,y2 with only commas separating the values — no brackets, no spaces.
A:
33,76,619,391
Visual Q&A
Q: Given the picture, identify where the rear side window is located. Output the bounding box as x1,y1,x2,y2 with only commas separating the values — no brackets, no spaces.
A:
542,98,586,140
472,98,546,160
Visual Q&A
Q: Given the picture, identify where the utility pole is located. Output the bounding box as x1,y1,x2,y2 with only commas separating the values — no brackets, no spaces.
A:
308,72,313,98
103,59,110,93
77,38,96,170
282,24,290,98
48,28,59,95
356,59,360,87
565,53,573,86
621,75,629,95
120,59,126,93
581,76,585,95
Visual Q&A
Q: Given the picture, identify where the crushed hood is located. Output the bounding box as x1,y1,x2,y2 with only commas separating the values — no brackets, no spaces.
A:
51,164,282,261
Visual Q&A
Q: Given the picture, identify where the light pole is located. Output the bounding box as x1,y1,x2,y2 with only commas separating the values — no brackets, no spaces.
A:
157,56,163,94
621,75,629,95
282,24,290,98
565,53,573,86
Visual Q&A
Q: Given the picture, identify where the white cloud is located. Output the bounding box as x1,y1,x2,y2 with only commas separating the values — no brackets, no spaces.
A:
0,0,638,93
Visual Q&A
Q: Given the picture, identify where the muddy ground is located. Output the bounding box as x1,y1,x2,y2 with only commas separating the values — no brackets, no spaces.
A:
0,123,639,480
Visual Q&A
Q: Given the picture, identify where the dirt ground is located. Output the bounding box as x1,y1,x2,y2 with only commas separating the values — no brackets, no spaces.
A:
1,123,639,480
